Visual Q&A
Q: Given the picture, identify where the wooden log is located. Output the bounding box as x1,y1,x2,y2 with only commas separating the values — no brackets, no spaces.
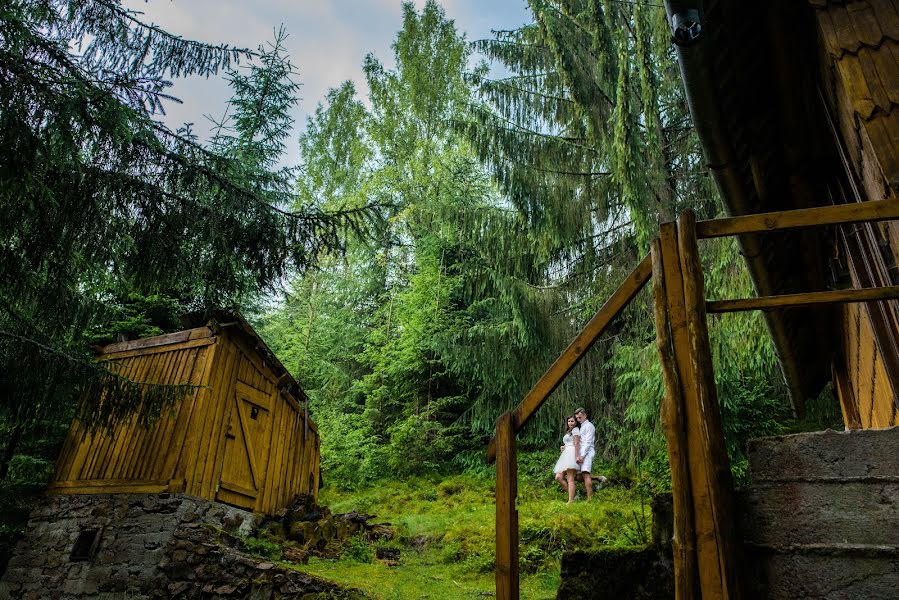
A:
678,211,743,599
695,198,899,239
660,222,724,597
495,411,519,600
487,254,652,462
651,238,698,600
706,285,899,313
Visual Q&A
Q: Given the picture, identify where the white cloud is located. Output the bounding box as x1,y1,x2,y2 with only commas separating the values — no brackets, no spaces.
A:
122,0,531,164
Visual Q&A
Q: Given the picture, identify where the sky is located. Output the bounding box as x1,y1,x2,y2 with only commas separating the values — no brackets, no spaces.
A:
122,0,533,162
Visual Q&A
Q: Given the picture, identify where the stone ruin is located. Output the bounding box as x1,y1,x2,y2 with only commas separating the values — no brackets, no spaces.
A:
256,494,397,566
0,493,369,599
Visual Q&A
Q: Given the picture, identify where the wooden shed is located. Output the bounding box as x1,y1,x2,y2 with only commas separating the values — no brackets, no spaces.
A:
50,311,320,514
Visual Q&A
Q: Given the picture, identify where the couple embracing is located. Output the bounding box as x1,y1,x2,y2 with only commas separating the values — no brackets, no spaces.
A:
553,407,603,504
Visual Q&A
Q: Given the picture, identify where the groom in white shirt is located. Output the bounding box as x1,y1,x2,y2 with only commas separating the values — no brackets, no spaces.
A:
574,407,600,500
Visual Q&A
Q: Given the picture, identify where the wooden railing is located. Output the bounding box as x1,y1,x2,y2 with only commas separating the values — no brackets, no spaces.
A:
489,200,899,600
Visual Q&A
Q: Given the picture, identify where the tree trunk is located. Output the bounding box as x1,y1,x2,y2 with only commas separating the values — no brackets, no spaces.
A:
0,423,24,480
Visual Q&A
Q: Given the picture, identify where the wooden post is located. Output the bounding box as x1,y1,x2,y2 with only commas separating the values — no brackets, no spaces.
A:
677,210,743,599
659,221,719,595
495,411,519,600
651,238,697,600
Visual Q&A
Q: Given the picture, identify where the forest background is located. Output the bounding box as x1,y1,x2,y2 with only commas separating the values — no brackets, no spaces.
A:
0,0,837,570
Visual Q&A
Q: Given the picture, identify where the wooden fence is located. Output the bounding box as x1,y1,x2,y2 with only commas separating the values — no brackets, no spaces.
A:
488,200,899,599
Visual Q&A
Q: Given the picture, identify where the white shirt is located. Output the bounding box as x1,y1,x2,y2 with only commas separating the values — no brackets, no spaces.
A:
578,419,595,457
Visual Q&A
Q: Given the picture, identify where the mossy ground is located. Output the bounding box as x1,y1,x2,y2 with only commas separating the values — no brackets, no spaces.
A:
273,470,649,600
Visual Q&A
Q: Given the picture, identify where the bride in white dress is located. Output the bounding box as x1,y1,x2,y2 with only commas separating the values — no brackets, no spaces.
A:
553,415,581,504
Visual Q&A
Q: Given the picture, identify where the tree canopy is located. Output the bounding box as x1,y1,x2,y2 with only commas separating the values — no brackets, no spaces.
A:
0,0,366,433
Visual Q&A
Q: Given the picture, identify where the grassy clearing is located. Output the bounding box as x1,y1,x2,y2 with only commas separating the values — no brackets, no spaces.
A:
280,469,650,600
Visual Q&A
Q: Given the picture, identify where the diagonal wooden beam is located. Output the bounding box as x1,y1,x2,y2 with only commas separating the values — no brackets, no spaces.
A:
486,254,652,463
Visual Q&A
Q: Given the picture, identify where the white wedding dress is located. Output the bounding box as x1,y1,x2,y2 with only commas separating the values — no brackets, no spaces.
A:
553,427,581,474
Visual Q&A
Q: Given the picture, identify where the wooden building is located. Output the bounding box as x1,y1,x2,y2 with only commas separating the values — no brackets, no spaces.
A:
665,0,899,428
50,311,320,514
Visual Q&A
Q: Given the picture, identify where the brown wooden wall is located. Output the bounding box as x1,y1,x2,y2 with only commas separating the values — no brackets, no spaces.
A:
814,0,899,428
50,324,320,514
836,303,899,427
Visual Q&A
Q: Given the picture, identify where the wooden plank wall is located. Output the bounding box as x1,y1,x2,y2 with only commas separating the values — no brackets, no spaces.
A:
50,326,321,513
51,328,217,493
814,0,899,429
838,302,899,427
218,331,320,513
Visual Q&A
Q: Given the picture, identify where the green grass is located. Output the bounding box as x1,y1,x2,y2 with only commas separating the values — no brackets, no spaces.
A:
278,470,650,600
296,553,558,599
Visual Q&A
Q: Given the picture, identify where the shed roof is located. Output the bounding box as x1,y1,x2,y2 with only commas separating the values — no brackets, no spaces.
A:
99,309,310,405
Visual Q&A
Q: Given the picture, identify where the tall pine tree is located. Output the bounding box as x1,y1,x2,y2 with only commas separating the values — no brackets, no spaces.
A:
0,2,364,439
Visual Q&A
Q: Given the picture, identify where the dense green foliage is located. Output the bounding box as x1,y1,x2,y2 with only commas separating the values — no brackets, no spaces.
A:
0,0,361,565
0,0,821,575
0,1,365,435
258,0,791,491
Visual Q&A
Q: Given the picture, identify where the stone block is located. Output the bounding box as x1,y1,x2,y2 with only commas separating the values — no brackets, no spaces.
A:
741,481,899,546
748,427,899,481
0,492,367,600
746,551,899,599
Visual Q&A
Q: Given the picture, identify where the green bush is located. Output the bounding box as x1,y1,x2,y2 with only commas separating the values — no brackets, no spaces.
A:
241,536,282,561
436,479,464,497
341,534,374,563
519,544,548,574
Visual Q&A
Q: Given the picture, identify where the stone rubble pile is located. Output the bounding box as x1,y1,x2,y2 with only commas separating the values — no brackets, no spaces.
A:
257,494,397,565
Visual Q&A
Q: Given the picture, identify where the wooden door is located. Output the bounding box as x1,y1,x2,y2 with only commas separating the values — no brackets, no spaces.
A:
216,379,273,509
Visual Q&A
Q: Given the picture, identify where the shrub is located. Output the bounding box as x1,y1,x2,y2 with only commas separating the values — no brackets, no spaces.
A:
437,479,464,497
342,534,374,563
241,536,282,561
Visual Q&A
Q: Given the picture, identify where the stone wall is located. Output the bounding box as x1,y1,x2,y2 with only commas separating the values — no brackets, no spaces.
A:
0,493,367,600
741,427,899,599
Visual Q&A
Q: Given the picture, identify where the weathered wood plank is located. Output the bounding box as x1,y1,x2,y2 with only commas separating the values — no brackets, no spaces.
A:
188,341,230,497
834,357,863,430
125,349,176,480
47,481,170,495
97,334,215,360
678,211,743,599
145,349,194,480
97,328,202,354
495,411,519,600
660,222,720,597
49,478,170,489
204,345,238,499
486,254,652,462
695,199,899,239
236,380,273,409
174,342,219,489
234,397,261,489
651,238,698,600
707,285,899,313
273,392,291,511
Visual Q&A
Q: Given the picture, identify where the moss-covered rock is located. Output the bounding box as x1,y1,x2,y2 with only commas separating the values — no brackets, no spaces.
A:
557,545,674,599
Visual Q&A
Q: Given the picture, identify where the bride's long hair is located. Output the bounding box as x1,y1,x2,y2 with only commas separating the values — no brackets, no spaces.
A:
565,414,578,433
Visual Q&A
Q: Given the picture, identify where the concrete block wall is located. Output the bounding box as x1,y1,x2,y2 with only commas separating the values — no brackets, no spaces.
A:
741,426,899,599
